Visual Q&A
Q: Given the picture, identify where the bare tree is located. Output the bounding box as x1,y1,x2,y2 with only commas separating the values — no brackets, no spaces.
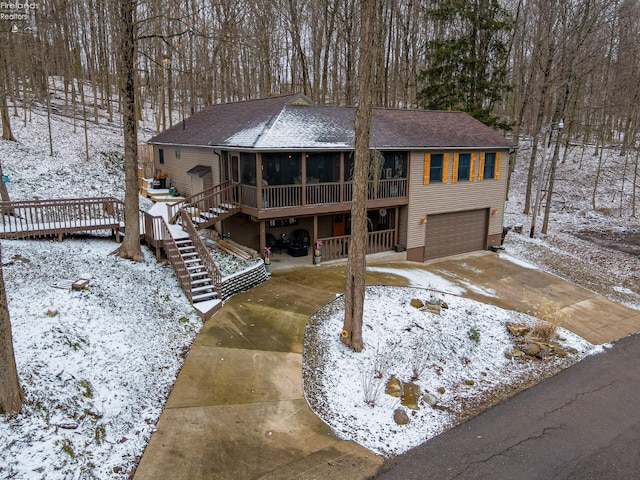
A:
0,45,16,142
116,0,144,262
342,0,378,353
0,246,23,415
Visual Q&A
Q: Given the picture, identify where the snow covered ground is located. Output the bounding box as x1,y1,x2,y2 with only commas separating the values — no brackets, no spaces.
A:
304,281,600,457
0,100,638,477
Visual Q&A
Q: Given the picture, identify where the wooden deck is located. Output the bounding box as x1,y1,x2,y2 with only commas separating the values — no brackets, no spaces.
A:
0,197,124,240
0,196,225,319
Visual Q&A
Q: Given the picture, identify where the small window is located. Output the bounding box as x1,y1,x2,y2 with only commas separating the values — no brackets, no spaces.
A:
175,149,181,159
484,153,496,180
159,149,164,164
430,153,443,182
458,153,471,181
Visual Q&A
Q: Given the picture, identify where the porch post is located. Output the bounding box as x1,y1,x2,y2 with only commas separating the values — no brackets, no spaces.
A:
257,154,264,211
339,152,345,203
259,220,266,258
394,207,399,246
301,152,307,207
312,214,318,253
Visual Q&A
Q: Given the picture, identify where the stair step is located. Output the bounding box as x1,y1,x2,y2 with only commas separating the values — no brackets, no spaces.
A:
187,264,206,271
175,239,192,245
192,285,215,293
181,252,198,258
190,271,208,279
199,211,218,219
193,291,219,302
178,245,195,251
183,258,201,265
191,277,212,286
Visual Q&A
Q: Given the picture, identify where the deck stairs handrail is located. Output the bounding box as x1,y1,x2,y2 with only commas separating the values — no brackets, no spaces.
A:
159,220,193,302
167,180,240,228
179,209,222,295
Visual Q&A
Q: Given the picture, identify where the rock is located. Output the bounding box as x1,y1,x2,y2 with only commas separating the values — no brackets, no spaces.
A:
410,298,424,308
511,347,526,358
536,343,552,359
568,347,579,355
401,382,422,410
423,392,438,406
394,408,410,425
464,379,475,386
556,347,568,358
521,342,541,357
385,375,402,397
504,349,513,360
426,303,441,314
437,386,446,394
507,323,531,337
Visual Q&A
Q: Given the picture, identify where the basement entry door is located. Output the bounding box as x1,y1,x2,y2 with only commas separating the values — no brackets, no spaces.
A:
424,209,488,260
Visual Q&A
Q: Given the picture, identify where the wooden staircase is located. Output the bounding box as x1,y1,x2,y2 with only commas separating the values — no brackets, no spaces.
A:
179,203,239,230
168,181,240,230
175,238,220,305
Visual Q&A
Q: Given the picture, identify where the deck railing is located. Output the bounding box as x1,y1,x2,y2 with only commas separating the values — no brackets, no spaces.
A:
261,184,303,209
142,211,167,253
0,197,125,239
160,220,193,302
251,178,407,211
343,178,407,203
168,181,239,224
305,182,342,205
180,210,222,296
319,228,397,261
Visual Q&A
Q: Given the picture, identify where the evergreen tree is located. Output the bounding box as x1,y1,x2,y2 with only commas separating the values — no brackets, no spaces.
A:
417,0,512,129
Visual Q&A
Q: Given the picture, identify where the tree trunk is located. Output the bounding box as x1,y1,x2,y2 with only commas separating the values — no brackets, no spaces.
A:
342,0,378,353
0,53,16,142
117,0,143,262
0,245,23,415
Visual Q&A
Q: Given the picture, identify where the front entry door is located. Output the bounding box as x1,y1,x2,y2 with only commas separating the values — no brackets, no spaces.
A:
333,214,345,237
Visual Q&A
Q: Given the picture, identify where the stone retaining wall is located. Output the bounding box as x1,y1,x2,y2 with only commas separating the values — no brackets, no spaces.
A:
221,261,269,300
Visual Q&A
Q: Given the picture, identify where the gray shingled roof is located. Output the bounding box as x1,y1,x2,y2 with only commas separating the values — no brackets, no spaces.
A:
148,94,512,150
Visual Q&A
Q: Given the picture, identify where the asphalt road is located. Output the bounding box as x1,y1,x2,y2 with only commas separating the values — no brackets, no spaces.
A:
373,333,640,480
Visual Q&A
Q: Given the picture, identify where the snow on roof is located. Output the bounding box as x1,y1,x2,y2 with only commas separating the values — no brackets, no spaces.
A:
148,95,513,151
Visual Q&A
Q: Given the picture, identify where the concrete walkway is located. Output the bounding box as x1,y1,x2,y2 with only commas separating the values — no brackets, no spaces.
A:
133,252,640,479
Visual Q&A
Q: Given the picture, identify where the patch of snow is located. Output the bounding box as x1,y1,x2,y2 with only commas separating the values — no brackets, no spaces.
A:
367,266,466,295
498,252,540,270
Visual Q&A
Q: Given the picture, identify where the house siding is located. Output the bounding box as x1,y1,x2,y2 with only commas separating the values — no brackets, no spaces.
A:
153,146,221,197
406,149,509,253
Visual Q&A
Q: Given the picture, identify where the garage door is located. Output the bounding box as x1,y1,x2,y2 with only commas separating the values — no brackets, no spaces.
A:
424,209,488,260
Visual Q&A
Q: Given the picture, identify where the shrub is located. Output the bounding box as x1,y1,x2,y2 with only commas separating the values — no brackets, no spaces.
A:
529,320,558,341
528,302,566,341
468,327,481,343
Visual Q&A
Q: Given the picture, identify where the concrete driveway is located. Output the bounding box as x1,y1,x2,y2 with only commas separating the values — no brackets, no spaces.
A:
133,251,640,479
